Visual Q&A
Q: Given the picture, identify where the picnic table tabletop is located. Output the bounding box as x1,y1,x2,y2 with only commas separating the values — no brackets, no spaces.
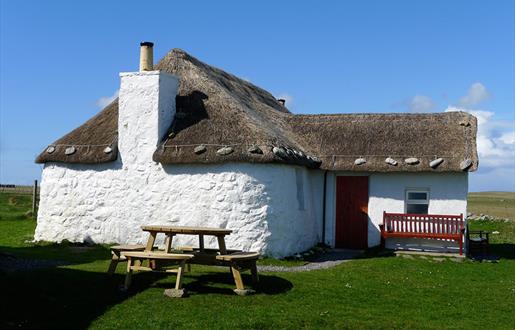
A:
141,225,233,236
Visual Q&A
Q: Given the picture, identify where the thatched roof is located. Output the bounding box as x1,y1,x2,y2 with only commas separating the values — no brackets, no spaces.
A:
287,112,478,172
36,48,478,172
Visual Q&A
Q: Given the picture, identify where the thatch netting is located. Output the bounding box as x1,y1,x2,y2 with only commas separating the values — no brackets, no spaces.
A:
36,48,478,172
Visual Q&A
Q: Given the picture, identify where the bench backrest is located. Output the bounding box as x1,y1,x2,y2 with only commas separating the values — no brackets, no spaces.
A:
383,212,464,235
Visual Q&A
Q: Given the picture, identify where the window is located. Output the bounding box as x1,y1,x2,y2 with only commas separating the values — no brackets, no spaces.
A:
295,168,305,211
405,189,429,214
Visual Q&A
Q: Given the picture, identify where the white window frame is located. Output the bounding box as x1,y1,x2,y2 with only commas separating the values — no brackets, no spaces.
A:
404,189,430,214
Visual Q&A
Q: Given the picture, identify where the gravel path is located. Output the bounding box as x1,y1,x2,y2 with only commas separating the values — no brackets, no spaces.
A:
257,249,363,273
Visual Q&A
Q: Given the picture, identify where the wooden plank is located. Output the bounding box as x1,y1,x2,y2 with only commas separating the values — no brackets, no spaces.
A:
164,234,174,253
124,258,133,289
216,252,259,261
145,231,157,252
199,234,204,252
231,267,245,290
217,236,227,254
141,225,232,235
123,251,194,260
175,260,186,290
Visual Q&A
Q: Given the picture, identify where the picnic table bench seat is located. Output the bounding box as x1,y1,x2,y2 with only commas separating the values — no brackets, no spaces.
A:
216,251,260,262
122,251,194,291
216,252,260,295
380,212,465,255
107,244,145,275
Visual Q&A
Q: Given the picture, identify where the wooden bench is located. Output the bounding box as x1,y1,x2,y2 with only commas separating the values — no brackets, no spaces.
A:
107,244,145,275
122,251,194,294
216,252,260,295
380,212,465,255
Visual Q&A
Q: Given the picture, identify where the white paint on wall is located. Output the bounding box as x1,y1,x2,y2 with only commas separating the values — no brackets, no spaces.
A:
35,163,321,258
118,70,178,168
323,172,468,252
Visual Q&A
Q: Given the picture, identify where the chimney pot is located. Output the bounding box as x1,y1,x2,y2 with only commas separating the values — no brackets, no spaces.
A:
139,41,154,71
277,99,286,106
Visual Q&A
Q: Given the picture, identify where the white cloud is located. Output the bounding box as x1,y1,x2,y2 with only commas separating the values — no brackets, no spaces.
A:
458,82,490,107
407,95,435,113
95,90,119,108
276,93,294,107
445,106,515,170
499,132,515,145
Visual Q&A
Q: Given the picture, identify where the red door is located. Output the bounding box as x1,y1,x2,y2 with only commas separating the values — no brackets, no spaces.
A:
335,176,368,249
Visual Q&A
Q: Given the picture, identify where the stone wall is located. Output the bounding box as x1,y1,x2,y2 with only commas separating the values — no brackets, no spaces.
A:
35,162,323,258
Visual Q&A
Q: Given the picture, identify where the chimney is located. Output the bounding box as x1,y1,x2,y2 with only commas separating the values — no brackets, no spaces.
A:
277,99,286,106
139,41,154,71
118,43,178,168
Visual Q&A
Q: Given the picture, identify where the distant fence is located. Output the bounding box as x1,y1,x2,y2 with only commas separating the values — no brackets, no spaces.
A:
1,181,40,218
0,184,40,195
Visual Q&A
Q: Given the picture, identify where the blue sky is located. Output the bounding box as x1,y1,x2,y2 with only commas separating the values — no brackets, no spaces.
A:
1,0,514,191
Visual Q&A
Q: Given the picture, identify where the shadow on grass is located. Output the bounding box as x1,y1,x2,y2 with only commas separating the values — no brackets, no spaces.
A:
0,267,163,329
358,243,515,260
0,244,293,328
0,241,112,267
483,243,515,260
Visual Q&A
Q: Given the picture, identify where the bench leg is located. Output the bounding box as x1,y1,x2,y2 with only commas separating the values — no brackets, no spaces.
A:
231,266,245,290
107,253,119,275
124,258,133,290
250,263,259,284
175,260,186,290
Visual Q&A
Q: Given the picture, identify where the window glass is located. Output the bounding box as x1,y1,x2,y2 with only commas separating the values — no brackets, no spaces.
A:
406,204,428,214
407,192,427,200
405,189,429,214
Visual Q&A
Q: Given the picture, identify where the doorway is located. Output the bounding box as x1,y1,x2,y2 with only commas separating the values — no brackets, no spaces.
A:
335,176,369,249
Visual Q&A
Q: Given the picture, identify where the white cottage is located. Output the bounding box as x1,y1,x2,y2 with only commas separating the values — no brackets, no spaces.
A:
35,43,478,257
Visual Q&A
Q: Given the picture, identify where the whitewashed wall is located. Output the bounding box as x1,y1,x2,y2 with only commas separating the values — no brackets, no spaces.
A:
323,172,468,252
35,163,321,258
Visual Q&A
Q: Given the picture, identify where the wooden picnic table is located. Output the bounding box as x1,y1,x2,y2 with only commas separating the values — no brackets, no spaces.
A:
133,225,259,296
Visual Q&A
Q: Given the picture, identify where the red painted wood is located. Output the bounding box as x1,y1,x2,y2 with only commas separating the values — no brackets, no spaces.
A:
335,176,368,249
381,212,464,254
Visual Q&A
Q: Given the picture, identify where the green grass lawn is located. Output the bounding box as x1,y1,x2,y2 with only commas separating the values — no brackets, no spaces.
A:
1,192,514,329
